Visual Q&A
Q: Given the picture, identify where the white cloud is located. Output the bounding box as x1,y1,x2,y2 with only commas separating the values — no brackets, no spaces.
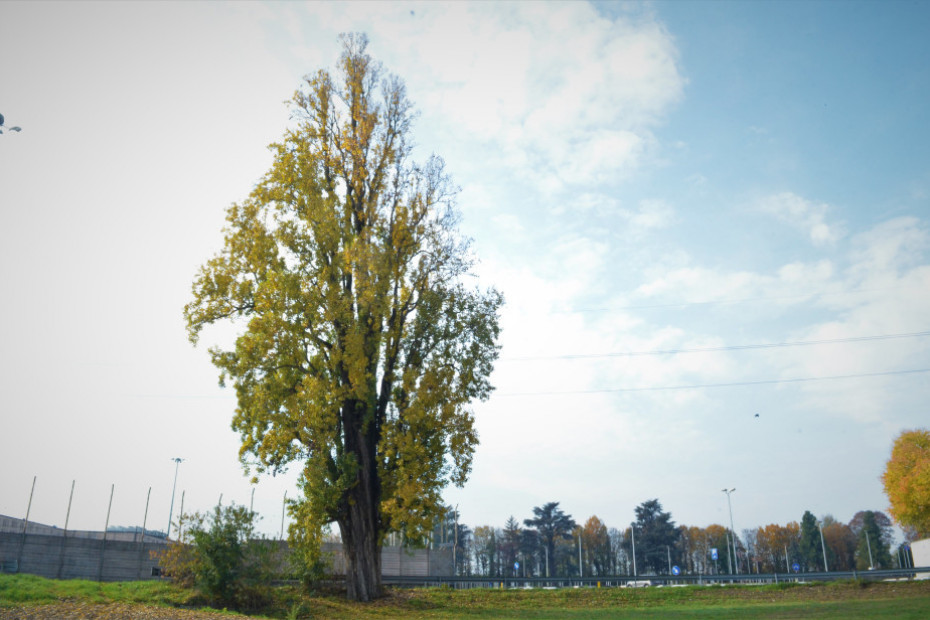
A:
619,212,929,428
627,199,676,232
733,218,929,425
281,2,684,193
847,217,928,281
756,192,846,246
634,265,764,303
490,213,525,237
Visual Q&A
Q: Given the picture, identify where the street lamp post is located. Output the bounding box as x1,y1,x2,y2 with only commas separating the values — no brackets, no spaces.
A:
167,458,184,540
818,521,829,572
578,532,583,578
722,488,739,574
630,523,638,579
725,530,733,574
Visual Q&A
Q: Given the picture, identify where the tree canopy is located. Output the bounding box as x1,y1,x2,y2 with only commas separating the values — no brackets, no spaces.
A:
524,502,576,577
853,510,892,569
882,428,930,538
184,33,502,601
633,499,679,574
799,511,825,571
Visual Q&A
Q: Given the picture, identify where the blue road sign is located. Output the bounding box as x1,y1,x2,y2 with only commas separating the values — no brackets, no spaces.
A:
792,562,800,573
711,548,719,560
514,561,520,571
672,565,681,576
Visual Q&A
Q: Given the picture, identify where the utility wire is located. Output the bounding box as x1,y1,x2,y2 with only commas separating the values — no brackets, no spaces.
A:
499,368,930,397
557,285,909,314
505,330,930,361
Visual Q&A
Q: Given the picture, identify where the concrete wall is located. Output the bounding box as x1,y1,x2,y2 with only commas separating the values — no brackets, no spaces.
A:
320,541,452,577
0,531,164,580
0,515,451,581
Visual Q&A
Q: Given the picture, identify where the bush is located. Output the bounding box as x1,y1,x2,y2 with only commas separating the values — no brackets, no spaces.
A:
157,502,277,609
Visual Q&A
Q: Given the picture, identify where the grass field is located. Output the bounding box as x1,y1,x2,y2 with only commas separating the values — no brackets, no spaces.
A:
1,574,929,619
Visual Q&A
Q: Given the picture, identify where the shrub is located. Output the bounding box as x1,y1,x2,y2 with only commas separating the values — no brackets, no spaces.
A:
157,502,277,609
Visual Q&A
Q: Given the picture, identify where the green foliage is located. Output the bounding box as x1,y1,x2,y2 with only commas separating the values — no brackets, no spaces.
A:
634,499,680,575
524,502,577,577
501,516,522,577
853,511,892,570
157,503,276,609
799,511,823,571
0,573,192,607
472,525,500,577
286,498,336,589
184,32,502,601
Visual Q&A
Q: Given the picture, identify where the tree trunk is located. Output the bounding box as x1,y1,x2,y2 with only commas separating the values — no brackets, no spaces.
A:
340,503,382,601
339,405,383,601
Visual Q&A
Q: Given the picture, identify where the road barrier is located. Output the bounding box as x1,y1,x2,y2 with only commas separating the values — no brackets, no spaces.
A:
380,567,930,589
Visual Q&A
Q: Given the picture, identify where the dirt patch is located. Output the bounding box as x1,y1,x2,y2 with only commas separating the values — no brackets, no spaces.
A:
0,602,254,619
685,580,930,604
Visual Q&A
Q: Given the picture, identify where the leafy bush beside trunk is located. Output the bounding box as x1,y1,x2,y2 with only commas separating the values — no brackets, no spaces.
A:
156,503,279,609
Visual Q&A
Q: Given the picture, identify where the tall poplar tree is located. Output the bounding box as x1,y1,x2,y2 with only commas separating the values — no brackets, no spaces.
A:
185,34,502,601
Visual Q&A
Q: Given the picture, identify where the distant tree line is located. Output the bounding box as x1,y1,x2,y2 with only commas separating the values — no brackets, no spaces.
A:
422,500,914,577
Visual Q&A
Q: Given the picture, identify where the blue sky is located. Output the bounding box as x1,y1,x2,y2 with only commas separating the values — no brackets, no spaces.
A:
1,1,928,544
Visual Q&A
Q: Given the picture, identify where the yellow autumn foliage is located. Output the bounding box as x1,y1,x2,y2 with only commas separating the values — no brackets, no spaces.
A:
882,428,930,538
184,34,502,601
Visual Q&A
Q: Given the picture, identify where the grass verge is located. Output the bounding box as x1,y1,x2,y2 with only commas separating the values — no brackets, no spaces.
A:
0,573,192,606
1,574,929,619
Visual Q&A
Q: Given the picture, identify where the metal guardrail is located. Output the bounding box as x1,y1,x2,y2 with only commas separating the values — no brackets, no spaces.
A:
381,566,930,589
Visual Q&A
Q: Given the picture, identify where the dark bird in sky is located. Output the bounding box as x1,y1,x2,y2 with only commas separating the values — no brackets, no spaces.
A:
0,112,22,134
754,413,760,418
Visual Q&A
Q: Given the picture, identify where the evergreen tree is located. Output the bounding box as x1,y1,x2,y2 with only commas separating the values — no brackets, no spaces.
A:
799,511,823,571
519,528,541,576
633,499,679,574
524,502,576,577
501,516,522,577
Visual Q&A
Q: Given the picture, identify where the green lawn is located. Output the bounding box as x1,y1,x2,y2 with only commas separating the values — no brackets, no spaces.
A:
2,574,929,619
0,574,190,606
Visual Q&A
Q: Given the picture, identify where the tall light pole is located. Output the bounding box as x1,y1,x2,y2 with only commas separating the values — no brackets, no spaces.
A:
578,530,583,578
725,531,733,574
630,523,638,578
167,458,184,540
453,505,459,577
818,521,829,572
722,488,739,574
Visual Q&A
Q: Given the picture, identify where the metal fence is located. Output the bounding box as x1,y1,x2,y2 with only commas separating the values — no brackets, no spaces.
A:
381,566,930,589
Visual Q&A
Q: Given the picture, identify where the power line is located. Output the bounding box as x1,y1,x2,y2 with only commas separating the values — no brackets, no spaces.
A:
556,285,910,314
504,330,930,361
498,368,930,397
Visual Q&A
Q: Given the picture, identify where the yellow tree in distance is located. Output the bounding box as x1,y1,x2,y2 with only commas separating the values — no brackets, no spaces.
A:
882,428,930,538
